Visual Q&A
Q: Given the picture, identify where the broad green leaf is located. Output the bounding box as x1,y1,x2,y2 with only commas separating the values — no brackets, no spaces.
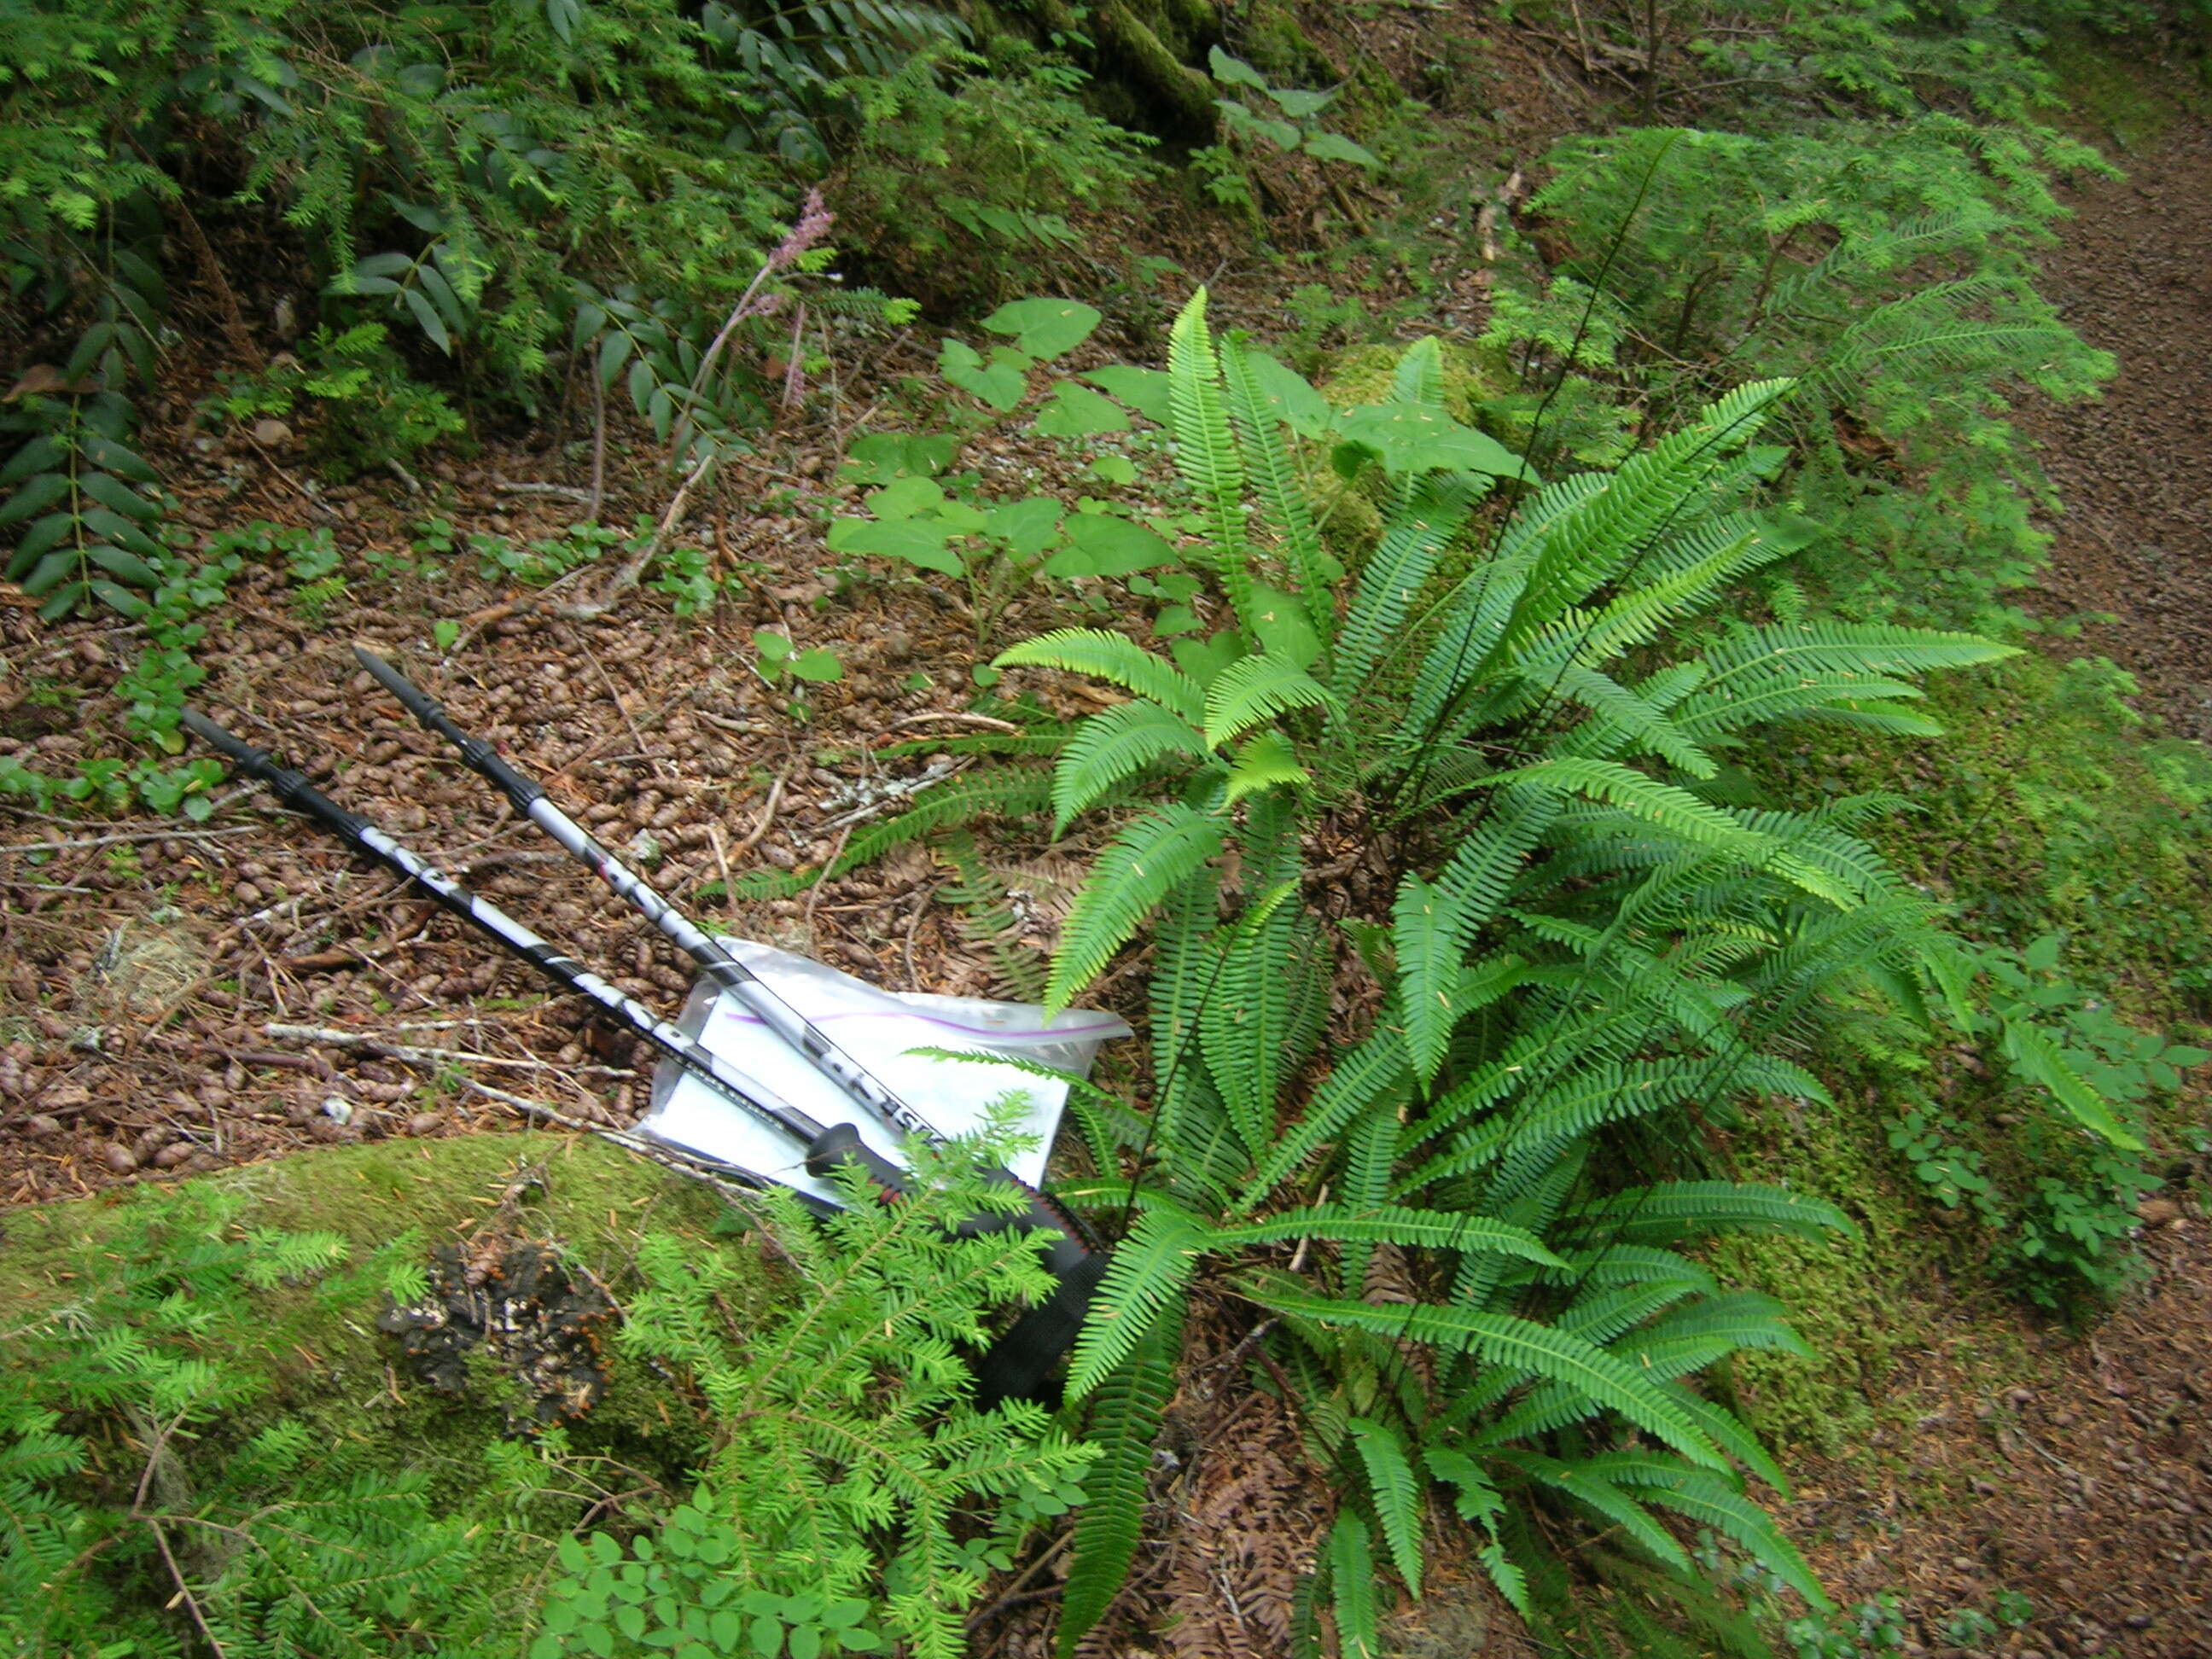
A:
85,543,156,585
0,435,64,484
402,284,454,353
1207,46,1271,89
0,472,69,526
984,496,1062,556
1248,585,1324,669
6,512,73,576
1333,403,1536,481
79,508,162,564
89,579,149,619
1240,351,1334,439
20,548,76,597
824,517,966,576
1169,628,1249,690
840,432,957,483
1039,513,1177,579
1303,130,1381,167
865,475,947,521
1033,382,1132,437
939,339,1028,410
36,579,86,620
1269,86,1336,119
981,298,1103,359
1082,366,1173,422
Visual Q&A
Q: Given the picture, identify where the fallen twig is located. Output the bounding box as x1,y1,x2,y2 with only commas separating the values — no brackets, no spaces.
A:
496,479,595,503
262,1022,637,1080
0,824,259,856
888,712,1022,734
729,764,792,859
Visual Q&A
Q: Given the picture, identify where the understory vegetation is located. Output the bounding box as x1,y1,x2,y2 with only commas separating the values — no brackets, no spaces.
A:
6,0,2212,1656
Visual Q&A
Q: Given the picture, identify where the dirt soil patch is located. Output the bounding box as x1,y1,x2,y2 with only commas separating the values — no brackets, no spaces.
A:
2017,101,2212,741
1786,1207,2212,1658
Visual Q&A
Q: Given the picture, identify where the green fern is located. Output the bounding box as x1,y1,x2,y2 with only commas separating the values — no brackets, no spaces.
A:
1201,651,1337,748
1057,1299,1185,1657
1326,1511,1382,1659
1043,804,1226,1015
1066,1201,1210,1395
995,629,1205,723
1049,698,1207,833
1165,289,1260,633
1348,1417,1425,1595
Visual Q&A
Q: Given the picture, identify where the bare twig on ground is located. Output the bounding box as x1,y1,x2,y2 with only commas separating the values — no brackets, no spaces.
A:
803,824,856,942
888,712,1022,733
496,479,595,504
0,824,260,856
261,1022,637,1080
729,764,792,859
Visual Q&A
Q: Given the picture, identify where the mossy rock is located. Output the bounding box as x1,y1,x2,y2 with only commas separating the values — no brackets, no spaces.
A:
0,1130,779,1522
1240,0,1330,84
1315,338,1516,424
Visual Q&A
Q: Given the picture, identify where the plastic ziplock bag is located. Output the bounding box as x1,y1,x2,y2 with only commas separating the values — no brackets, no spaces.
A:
639,937,1131,1208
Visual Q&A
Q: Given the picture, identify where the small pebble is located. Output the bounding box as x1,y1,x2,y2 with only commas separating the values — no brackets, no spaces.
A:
102,1143,138,1173
406,1111,445,1137
154,1141,198,1169
20,1114,61,1137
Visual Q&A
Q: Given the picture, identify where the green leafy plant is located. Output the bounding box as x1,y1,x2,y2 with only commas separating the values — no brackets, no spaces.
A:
201,323,466,477
1484,118,2114,627
1196,44,1382,212
0,1181,513,1657
1783,1591,1908,1659
911,285,2162,1652
753,630,846,687
530,1126,1094,1659
829,297,1194,642
951,290,2129,1652
474,520,641,587
1,370,166,623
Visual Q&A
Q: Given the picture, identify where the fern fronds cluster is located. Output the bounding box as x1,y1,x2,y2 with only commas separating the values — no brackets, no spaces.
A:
972,289,2133,1652
1481,118,2114,625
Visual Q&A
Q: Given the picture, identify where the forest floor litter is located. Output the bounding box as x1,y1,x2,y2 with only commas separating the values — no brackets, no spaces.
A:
5,29,2212,1659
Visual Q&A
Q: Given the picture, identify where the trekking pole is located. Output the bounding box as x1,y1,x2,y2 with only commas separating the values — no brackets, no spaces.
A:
178,709,903,1186
352,646,951,1147
352,649,1102,1249
181,707,1103,1406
